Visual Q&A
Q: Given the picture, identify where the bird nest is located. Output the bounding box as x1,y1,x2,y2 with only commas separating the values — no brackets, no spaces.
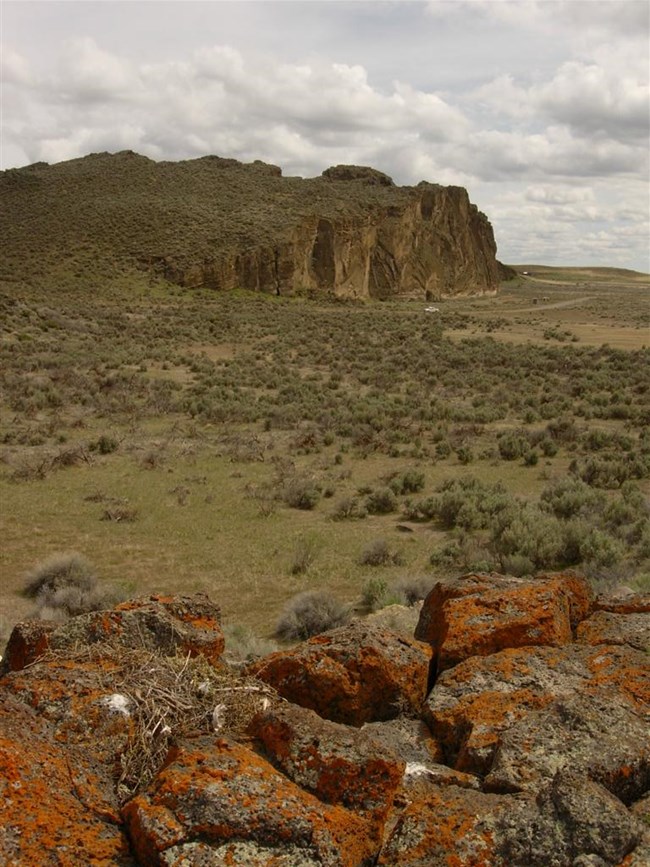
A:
36,641,277,803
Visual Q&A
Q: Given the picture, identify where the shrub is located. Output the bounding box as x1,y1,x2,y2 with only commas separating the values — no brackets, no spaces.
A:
366,487,398,515
222,624,278,665
359,539,404,567
361,577,391,612
92,434,119,454
540,477,605,520
579,529,625,569
282,476,322,510
331,496,367,521
491,505,569,571
539,437,558,457
392,575,432,605
22,552,119,619
546,416,579,443
289,536,319,576
456,445,474,464
498,432,528,461
388,469,425,496
275,591,350,640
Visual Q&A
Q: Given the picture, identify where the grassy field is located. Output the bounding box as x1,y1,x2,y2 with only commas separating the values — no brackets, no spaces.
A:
1,265,649,648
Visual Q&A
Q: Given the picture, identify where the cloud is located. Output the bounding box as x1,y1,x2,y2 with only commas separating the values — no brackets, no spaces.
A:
2,2,648,271
536,61,650,141
3,39,469,175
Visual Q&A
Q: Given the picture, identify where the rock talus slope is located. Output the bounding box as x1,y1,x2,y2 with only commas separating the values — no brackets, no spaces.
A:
1,572,648,865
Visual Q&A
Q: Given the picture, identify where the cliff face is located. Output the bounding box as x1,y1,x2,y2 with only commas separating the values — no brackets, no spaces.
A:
1,153,508,298
155,177,502,299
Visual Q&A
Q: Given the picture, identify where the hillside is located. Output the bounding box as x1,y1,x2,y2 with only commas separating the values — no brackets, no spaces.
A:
0,152,507,298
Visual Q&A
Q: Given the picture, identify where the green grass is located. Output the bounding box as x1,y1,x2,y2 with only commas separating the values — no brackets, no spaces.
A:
1,269,649,647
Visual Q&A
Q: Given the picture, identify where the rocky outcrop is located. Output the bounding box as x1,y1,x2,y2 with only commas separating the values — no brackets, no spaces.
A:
1,151,508,299
247,620,433,725
158,177,503,299
1,576,648,866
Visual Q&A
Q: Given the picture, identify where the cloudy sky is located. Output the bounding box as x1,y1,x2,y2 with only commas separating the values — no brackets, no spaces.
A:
2,0,649,270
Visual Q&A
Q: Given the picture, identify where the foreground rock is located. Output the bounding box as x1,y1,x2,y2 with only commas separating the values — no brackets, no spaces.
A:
0,696,134,866
425,642,649,782
249,702,405,825
379,772,643,867
1,573,648,866
123,736,379,866
248,620,433,725
414,570,594,674
1,593,225,673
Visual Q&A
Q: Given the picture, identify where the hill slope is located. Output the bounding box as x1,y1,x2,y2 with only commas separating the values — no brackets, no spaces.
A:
1,152,507,298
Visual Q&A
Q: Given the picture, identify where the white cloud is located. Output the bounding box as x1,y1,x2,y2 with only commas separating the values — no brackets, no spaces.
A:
536,61,650,141
2,1,648,271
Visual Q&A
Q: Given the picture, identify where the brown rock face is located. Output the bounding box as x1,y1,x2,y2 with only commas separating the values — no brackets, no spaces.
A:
163,179,502,299
248,620,433,726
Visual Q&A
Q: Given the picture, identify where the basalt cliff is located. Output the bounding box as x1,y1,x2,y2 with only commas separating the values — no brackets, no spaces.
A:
1,570,648,866
1,153,511,298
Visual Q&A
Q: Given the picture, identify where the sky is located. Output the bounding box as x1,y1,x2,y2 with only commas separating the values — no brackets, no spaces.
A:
2,0,649,271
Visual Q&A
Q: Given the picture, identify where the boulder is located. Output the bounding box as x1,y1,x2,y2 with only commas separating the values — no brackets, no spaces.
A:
249,702,404,825
425,643,649,777
594,593,650,615
122,736,380,866
361,716,444,766
0,695,133,866
414,571,594,674
378,772,643,867
377,784,512,866
576,610,650,652
248,621,432,726
2,593,225,672
484,691,650,803
1,619,57,673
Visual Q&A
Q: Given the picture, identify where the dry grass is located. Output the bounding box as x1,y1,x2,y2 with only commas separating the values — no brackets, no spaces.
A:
34,641,276,803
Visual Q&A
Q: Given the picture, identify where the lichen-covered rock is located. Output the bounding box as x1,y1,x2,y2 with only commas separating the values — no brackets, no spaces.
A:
4,593,225,671
249,702,404,829
377,784,511,866
0,695,133,866
415,571,594,674
577,610,650,652
484,691,650,803
122,736,380,866
361,716,444,766
248,621,432,726
1,618,58,673
378,772,642,867
594,593,650,615
425,643,648,777
498,771,643,867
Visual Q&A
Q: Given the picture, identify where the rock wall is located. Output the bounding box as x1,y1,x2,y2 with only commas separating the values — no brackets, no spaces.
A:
156,175,504,299
4,571,646,865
